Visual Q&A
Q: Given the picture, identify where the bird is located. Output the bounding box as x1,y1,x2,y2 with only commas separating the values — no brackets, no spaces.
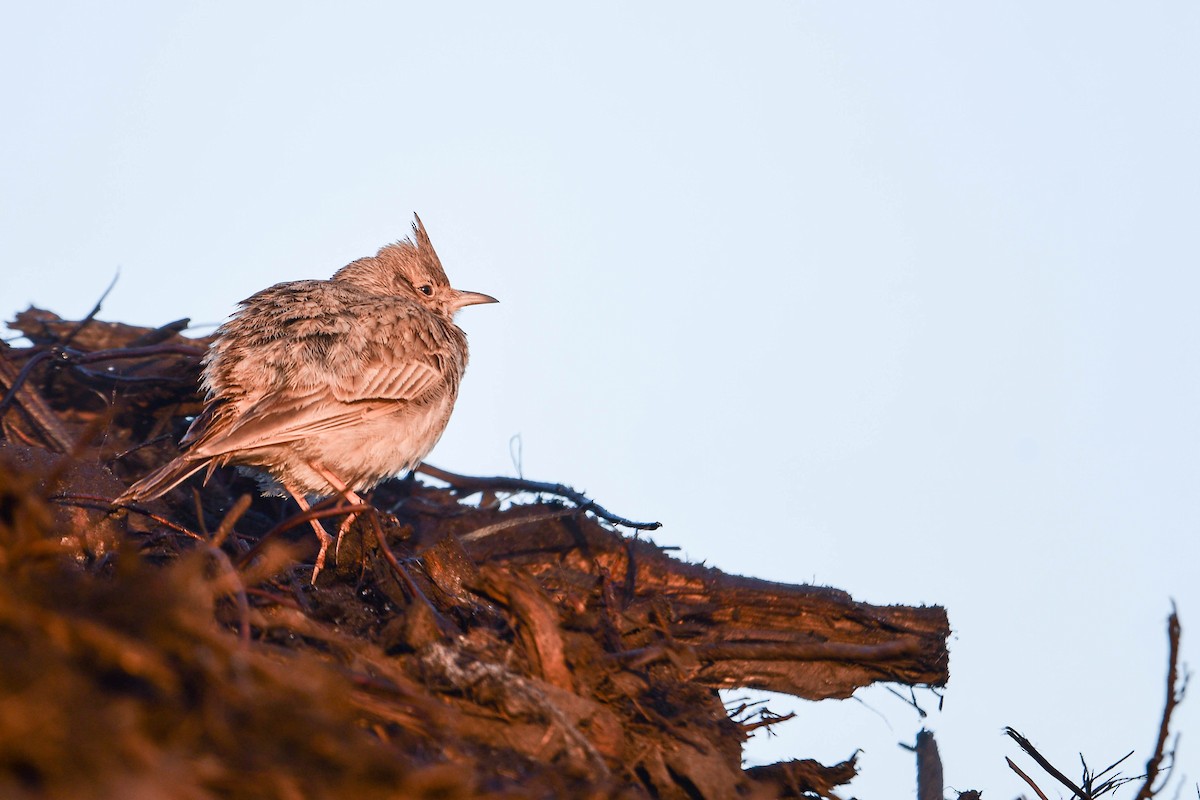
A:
115,214,496,581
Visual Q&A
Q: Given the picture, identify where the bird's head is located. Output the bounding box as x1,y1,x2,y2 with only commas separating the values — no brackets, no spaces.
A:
333,214,498,317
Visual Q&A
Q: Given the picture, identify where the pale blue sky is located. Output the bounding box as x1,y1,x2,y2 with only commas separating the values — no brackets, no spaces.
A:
4,3,1198,795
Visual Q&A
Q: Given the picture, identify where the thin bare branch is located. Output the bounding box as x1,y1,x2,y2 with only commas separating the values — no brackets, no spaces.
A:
212,493,253,548
60,271,120,347
1005,727,1089,799
1008,756,1051,800
418,462,661,530
54,493,205,541
1135,609,1184,800
207,544,251,646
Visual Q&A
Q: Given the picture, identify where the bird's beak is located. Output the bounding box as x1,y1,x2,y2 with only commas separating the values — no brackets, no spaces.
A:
452,290,499,309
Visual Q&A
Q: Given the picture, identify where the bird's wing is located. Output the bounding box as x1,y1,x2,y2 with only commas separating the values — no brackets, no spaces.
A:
187,395,404,458
190,360,443,458
185,286,460,459
330,358,442,404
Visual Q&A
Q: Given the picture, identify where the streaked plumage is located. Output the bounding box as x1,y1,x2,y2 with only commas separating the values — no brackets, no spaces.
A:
116,215,495,577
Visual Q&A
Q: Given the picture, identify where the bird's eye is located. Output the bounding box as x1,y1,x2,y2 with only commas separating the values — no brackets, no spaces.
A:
419,285,433,296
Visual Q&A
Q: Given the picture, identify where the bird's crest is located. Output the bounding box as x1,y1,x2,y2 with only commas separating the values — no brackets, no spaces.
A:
332,212,449,291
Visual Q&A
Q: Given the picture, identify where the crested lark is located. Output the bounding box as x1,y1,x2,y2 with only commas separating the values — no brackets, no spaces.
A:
116,215,496,580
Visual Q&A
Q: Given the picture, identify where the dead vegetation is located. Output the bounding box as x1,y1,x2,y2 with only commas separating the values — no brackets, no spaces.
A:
0,306,953,798
999,609,1186,800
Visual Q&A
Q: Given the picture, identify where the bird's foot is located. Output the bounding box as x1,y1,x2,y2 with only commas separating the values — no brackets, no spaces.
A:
333,512,359,566
310,524,335,585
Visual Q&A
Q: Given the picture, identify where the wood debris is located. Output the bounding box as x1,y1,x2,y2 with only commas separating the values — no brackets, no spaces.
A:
0,307,950,799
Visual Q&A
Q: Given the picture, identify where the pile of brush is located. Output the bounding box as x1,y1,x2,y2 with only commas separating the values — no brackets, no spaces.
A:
0,308,949,799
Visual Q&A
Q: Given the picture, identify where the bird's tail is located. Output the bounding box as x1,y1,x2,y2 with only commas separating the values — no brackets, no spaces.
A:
114,457,210,506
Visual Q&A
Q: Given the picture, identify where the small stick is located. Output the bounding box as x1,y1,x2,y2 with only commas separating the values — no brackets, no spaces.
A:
56,493,205,541
207,545,251,646
417,462,661,531
1004,728,1088,798
212,494,253,548
60,271,120,348
1133,609,1184,800
1006,757,1050,800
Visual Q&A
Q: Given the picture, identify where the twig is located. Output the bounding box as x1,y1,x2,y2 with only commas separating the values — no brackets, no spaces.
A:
1007,757,1051,800
212,494,253,548
68,342,207,362
69,366,196,385
207,545,251,646
109,434,175,464
1005,728,1089,799
417,462,661,531
885,684,928,718
740,711,796,734
54,493,205,540
6,342,206,367
60,271,120,348
364,509,455,638
0,341,204,424
1086,750,1137,796
126,318,191,347
1135,609,1184,800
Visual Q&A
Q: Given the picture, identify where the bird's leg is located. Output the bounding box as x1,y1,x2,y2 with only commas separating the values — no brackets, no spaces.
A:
285,488,334,585
306,464,364,567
